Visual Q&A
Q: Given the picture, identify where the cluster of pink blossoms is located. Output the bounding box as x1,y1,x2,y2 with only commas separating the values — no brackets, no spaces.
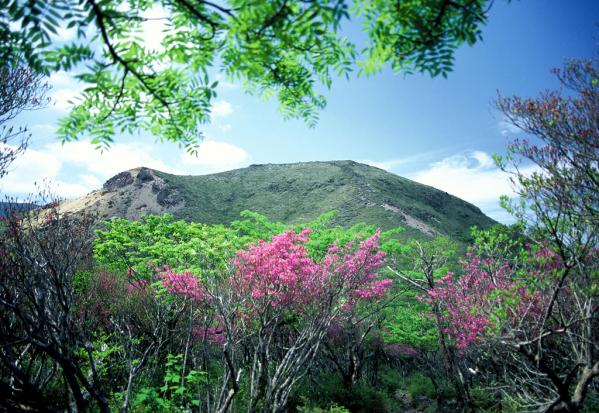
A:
193,326,226,346
324,233,389,301
231,229,321,308
427,247,559,350
231,229,391,313
151,230,391,345
155,229,392,334
153,263,209,304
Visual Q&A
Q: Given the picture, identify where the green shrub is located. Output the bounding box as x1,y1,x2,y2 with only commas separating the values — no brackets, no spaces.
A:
400,371,436,399
73,270,95,294
297,404,351,413
469,386,502,412
378,369,403,394
131,354,205,413
300,375,392,413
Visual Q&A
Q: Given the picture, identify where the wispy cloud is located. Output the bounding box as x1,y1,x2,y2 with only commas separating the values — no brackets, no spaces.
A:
211,100,233,118
0,140,179,198
359,150,528,223
408,150,511,204
361,151,441,173
1,138,250,199
405,150,536,223
181,140,248,170
48,71,86,112
363,158,411,171
0,143,87,197
498,116,522,136
48,71,74,88
45,140,178,178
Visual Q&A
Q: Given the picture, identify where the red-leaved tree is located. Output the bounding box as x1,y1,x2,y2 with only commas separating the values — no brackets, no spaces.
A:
429,56,598,412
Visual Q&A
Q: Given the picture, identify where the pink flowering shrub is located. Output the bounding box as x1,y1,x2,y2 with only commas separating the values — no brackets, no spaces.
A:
146,228,392,410
156,265,209,304
81,270,154,328
384,342,418,358
194,325,226,346
155,229,391,344
426,246,562,350
230,229,390,315
322,232,389,306
230,229,320,309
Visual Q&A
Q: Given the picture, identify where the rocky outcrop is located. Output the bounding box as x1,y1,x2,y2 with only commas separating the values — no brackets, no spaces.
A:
103,171,133,191
136,167,154,183
156,187,183,207
57,167,184,222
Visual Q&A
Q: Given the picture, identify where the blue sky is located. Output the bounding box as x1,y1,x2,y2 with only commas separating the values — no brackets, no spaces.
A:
2,0,598,223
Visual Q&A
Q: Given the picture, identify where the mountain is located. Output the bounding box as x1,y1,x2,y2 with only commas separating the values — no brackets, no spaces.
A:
57,161,496,242
0,202,38,217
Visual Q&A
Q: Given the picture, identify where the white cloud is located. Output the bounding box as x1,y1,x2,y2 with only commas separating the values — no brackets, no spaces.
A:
0,140,180,199
46,140,178,178
363,158,409,171
376,150,534,221
48,71,86,111
50,88,82,111
364,157,427,172
361,151,440,172
471,150,495,168
0,137,251,199
140,7,170,52
181,140,248,169
2,144,62,181
405,150,541,223
211,100,233,118
498,117,522,136
49,71,74,88
0,144,88,197
79,174,103,189
408,151,512,205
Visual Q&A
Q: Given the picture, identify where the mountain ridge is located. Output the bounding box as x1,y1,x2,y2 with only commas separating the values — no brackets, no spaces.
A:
56,160,496,242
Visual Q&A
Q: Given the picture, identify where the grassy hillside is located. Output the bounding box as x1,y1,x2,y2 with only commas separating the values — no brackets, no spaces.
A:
155,160,495,242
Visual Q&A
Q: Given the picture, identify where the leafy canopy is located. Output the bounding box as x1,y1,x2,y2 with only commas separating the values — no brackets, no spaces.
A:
93,213,245,278
94,209,404,277
1,0,492,149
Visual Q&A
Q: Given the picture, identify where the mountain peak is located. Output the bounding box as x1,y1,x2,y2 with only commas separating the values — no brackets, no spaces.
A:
59,161,495,242
102,167,158,191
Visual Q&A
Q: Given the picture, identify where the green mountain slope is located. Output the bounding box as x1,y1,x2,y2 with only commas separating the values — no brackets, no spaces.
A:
56,160,495,242
154,160,496,242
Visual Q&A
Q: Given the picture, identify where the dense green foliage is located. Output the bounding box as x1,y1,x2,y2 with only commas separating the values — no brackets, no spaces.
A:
1,0,493,148
94,214,247,277
93,209,403,276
